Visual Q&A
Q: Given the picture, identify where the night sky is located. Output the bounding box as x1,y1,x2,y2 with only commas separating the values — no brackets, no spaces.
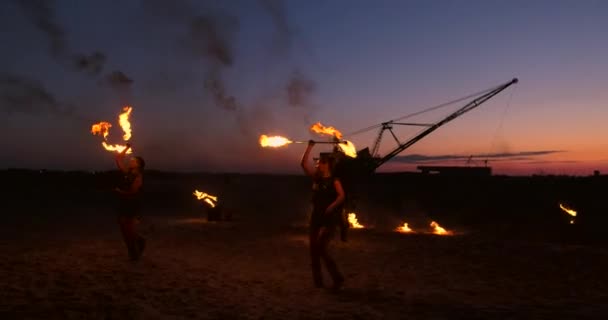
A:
1,0,607,175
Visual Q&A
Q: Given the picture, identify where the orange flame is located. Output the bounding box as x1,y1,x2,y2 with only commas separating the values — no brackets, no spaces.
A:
347,212,364,229
119,106,133,141
430,221,453,235
90,106,134,154
102,142,132,154
396,222,414,233
310,122,343,139
193,190,218,208
559,203,577,224
91,122,112,140
338,140,357,158
259,135,293,148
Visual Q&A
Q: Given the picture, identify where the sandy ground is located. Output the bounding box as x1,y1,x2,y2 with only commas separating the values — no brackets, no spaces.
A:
1,208,608,320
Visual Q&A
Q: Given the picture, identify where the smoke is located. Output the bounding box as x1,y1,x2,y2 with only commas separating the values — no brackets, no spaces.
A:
100,70,134,104
204,70,238,111
258,0,292,54
14,0,67,58
286,69,315,107
72,51,106,76
0,73,73,116
14,0,107,76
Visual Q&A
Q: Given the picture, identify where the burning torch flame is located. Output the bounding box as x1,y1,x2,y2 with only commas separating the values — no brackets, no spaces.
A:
338,140,357,158
259,135,293,148
91,122,112,140
430,221,453,235
310,122,357,158
119,106,133,141
559,203,577,224
348,212,364,229
396,222,414,233
90,106,134,154
310,122,343,140
193,190,218,208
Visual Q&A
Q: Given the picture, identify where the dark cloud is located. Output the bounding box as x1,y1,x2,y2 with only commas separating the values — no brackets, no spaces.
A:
392,150,564,164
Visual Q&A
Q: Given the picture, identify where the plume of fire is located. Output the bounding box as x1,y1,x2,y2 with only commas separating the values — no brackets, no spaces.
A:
347,212,364,229
337,140,357,158
309,122,357,158
259,134,293,148
193,190,218,208
90,106,134,154
559,203,577,224
91,121,112,140
430,221,453,235
396,222,414,233
119,106,133,141
310,122,343,140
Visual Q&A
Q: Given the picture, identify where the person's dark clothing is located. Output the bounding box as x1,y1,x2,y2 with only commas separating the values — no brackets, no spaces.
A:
309,175,344,289
116,169,145,261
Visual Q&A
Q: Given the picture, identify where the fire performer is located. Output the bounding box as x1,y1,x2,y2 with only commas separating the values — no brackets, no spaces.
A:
301,140,346,290
114,143,146,261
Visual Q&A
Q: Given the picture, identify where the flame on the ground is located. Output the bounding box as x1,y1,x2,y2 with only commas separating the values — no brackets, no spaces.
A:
347,212,364,229
430,221,453,235
119,106,133,141
338,140,357,158
193,190,218,208
91,121,112,140
310,122,343,139
259,135,293,148
559,203,577,224
396,222,414,233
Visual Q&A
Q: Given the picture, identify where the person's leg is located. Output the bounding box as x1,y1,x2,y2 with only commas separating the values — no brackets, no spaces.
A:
318,226,344,290
118,216,138,260
309,226,323,287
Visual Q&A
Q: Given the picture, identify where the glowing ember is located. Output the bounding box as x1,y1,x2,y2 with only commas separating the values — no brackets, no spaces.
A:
119,106,133,141
91,121,112,140
193,190,218,208
347,212,364,229
559,203,577,224
259,134,293,148
338,140,358,158
310,122,343,139
430,221,453,235
396,222,414,233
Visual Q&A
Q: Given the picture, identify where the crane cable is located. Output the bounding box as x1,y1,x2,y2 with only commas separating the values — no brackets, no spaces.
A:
344,81,509,138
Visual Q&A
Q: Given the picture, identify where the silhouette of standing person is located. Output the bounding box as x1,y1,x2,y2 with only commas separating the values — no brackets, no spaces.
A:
301,140,345,290
114,143,146,261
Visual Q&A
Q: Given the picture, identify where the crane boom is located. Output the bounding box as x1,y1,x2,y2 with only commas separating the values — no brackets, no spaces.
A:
373,78,518,169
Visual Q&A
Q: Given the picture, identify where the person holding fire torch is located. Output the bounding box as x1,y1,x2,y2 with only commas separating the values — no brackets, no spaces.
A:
114,143,146,261
301,140,346,291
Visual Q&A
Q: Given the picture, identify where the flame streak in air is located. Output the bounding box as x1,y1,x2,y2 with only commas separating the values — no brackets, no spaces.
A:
309,122,357,158
193,190,218,208
119,106,132,141
90,106,134,154
430,221,453,235
396,222,414,233
348,213,364,229
310,122,343,139
559,203,577,224
259,134,293,148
